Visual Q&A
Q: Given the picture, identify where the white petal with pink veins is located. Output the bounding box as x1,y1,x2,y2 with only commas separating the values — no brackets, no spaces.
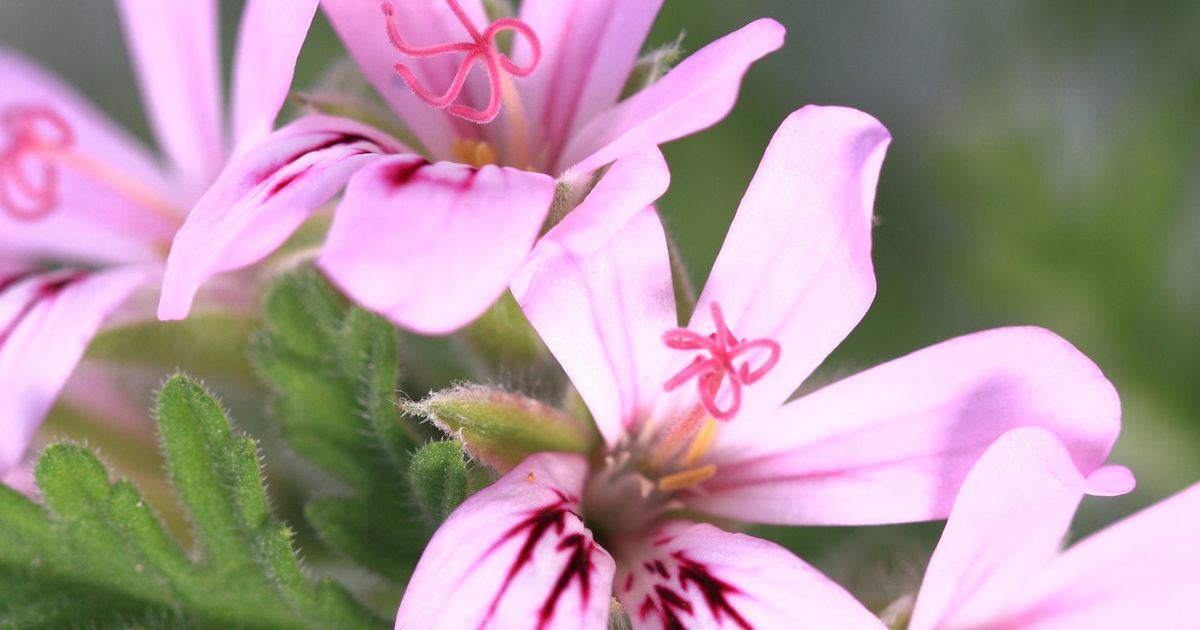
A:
513,207,676,446
694,327,1122,526
908,427,1134,630
158,115,400,320
0,266,151,476
319,154,555,334
676,105,889,423
614,522,884,629
396,453,614,630
998,482,1200,630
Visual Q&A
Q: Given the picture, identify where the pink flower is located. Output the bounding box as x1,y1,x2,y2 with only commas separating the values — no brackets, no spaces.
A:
908,426,1198,630
156,0,785,334
0,0,319,481
392,106,1124,628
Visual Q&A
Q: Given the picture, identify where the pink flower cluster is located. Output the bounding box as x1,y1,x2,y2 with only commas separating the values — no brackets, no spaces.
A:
1,1,1195,628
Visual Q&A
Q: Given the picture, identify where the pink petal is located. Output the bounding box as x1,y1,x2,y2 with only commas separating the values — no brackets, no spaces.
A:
998,482,1200,629
692,327,1122,526
318,155,555,334
615,521,884,630
230,0,321,150
516,0,662,166
395,452,614,630
116,0,224,195
542,147,670,257
560,18,785,174
158,115,400,320
679,105,889,421
511,207,676,446
907,427,1134,630
0,266,151,475
0,49,176,264
321,0,490,159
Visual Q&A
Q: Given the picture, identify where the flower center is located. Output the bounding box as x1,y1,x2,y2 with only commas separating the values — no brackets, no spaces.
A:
451,137,498,167
661,302,782,421
0,104,73,221
380,0,541,125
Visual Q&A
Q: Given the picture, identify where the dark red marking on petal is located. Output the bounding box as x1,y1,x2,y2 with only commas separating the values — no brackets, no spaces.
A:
0,104,74,221
662,301,782,421
673,551,752,629
249,132,381,197
384,157,431,185
635,550,754,629
624,573,635,594
479,491,597,627
537,533,597,628
380,0,542,124
0,270,87,347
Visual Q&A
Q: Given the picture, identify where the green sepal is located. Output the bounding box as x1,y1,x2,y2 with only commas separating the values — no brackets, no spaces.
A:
408,440,469,524
0,374,385,629
408,385,598,471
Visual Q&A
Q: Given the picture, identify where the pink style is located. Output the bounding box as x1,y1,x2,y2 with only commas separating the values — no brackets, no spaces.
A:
0,0,319,488
391,107,1127,629
157,0,785,336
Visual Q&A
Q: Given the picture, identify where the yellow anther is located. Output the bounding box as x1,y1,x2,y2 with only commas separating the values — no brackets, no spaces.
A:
657,464,717,493
682,418,718,468
473,141,497,167
452,137,499,168
526,471,535,482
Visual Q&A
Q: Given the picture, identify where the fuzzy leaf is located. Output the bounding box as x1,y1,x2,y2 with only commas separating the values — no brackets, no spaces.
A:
251,265,430,582
0,374,384,630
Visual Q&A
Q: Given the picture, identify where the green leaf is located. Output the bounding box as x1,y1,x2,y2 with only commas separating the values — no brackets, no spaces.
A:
408,440,469,524
0,375,385,630
251,266,431,582
86,312,261,384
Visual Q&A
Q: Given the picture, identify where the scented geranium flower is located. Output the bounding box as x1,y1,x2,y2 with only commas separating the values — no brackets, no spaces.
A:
392,106,1124,628
907,426,1198,630
157,0,784,334
0,0,318,483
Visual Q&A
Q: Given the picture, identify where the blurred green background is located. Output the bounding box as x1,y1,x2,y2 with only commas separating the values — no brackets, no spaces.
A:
4,0,1198,611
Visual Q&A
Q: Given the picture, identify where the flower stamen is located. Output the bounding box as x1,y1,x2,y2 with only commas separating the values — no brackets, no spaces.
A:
0,104,73,221
380,0,541,125
656,464,717,493
451,137,498,167
662,302,782,421
682,418,718,468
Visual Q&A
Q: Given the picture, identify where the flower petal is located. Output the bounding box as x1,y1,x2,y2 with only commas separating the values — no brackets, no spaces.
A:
615,521,884,630
516,0,663,165
317,156,555,334
395,452,614,630
907,427,1134,630
512,207,676,446
0,266,150,475
116,0,224,194
692,327,1122,526
321,0,490,158
0,48,175,265
543,147,670,257
157,115,399,320
230,0,321,149
998,482,1200,629
669,106,889,422
560,18,784,174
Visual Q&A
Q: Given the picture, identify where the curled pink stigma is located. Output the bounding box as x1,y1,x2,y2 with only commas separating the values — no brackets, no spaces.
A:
662,302,782,421
0,104,73,221
380,0,541,124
